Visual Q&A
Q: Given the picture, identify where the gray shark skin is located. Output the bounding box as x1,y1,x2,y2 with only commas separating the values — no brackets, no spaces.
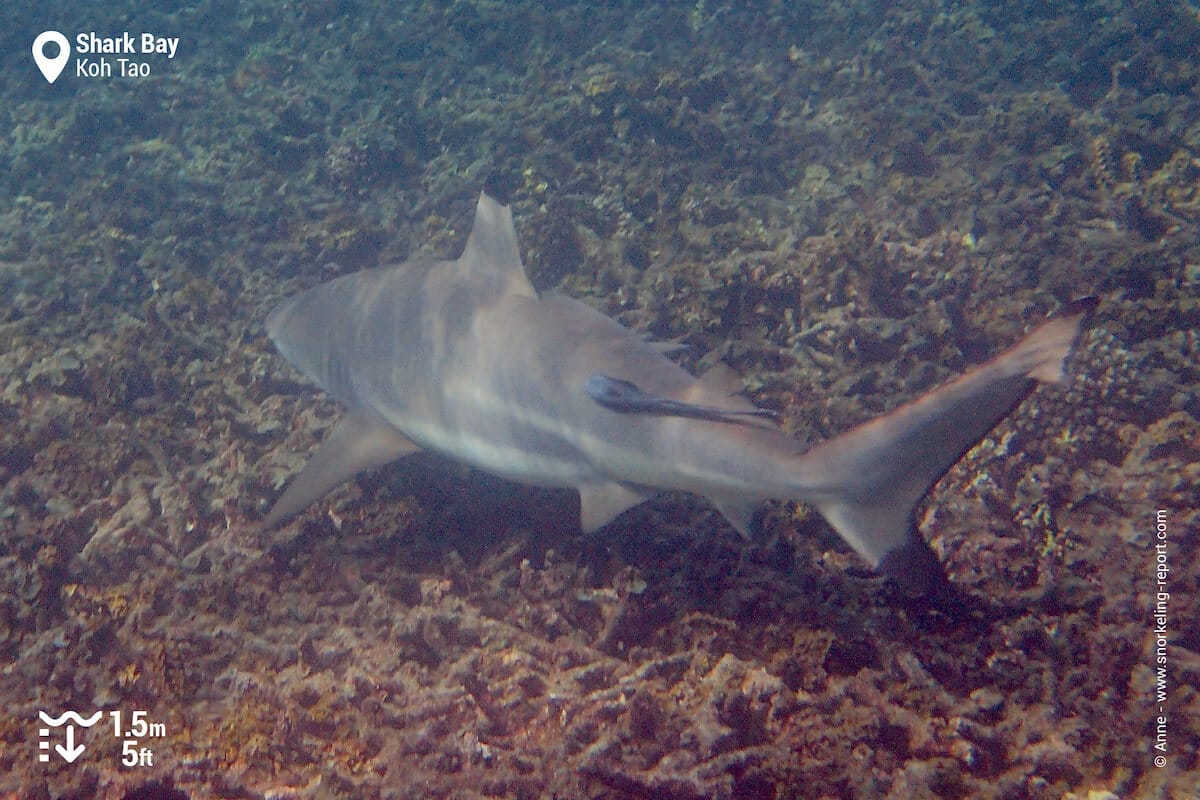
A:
264,192,1095,591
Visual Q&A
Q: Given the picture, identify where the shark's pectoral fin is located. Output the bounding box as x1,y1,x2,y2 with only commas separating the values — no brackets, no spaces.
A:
264,410,421,527
709,495,761,539
578,482,653,532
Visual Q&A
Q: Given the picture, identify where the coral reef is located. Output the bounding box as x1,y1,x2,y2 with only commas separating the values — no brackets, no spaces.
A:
1,0,1197,797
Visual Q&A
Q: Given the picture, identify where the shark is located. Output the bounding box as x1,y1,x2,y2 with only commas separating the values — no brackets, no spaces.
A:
264,191,1095,591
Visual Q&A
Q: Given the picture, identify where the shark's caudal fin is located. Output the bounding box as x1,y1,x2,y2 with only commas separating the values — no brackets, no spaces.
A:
799,298,1097,592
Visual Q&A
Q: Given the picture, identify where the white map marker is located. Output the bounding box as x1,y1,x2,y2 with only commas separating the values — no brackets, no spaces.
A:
33,31,70,84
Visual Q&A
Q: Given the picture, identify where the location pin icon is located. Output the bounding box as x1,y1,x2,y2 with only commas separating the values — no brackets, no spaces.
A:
33,31,70,84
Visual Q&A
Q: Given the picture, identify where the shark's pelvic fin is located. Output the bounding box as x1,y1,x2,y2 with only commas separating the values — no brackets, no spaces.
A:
264,410,422,527
799,298,1097,591
578,481,653,532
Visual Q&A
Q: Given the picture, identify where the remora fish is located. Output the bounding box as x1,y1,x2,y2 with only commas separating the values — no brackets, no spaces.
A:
584,373,778,424
264,192,1095,589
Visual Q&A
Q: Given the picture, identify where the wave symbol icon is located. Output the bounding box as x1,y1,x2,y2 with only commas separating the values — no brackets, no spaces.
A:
39,711,103,727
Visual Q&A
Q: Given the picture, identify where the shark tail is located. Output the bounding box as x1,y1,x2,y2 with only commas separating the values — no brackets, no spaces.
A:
796,298,1097,593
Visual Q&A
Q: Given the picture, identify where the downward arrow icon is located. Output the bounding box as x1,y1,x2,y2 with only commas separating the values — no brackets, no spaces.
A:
55,725,86,763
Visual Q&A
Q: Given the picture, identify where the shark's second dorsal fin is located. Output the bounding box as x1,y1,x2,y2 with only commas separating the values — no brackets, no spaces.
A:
685,363,777,429
461,192,536,298
693,363,745,398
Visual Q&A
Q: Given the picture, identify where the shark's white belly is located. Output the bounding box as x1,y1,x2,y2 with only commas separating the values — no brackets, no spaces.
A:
370,396,603,489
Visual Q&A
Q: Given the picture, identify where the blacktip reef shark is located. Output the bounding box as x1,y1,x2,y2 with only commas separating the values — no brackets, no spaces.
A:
264,191,1095,591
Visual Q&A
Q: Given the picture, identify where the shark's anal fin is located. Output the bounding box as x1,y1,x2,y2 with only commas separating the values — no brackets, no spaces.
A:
801,298,1097,590
578,482,652,532
710,495,761,539
264,410,421,527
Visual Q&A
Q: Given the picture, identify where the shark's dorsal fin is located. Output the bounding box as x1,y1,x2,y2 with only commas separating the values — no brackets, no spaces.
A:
461,192,536,298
